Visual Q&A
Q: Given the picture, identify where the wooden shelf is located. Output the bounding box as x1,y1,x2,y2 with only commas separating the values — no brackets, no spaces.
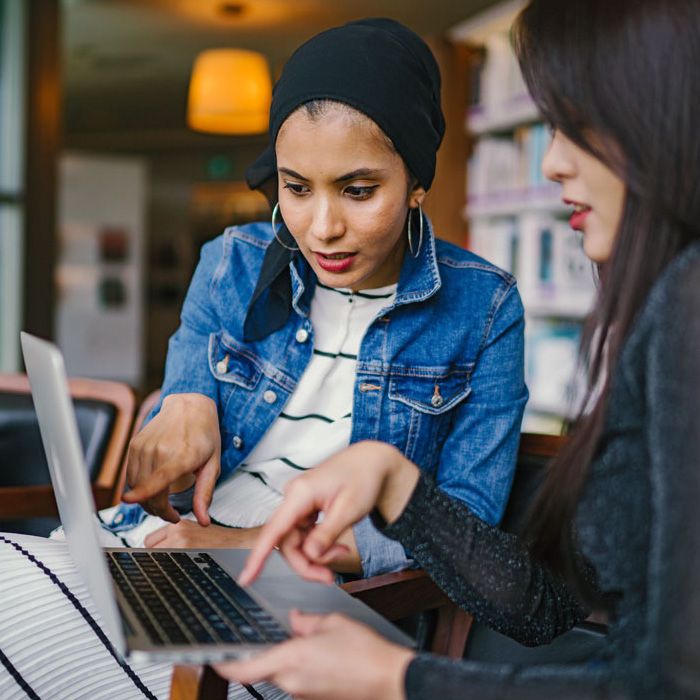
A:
524,299,593,320
465,187,568,219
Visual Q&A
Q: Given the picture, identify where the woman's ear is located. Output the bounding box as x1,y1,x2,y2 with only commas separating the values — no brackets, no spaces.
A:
409,185,427,209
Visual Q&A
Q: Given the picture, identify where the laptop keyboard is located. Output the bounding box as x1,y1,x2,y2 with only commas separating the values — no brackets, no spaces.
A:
107,551,289,646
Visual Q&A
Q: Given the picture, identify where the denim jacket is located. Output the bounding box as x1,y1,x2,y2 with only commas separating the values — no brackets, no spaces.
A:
112,218,528,577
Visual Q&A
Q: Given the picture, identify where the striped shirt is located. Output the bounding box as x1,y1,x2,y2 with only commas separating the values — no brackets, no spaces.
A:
216,281,397,526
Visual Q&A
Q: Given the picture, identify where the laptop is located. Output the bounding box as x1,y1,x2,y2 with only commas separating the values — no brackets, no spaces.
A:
20,331,413,663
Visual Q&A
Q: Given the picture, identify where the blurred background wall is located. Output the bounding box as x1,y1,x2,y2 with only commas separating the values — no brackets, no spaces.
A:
0,0,594,433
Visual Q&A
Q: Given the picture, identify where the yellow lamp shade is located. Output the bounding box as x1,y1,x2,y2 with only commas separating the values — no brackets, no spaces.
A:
187,49,272,135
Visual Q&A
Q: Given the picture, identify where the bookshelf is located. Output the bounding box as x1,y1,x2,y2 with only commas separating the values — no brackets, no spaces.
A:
450,1,596,433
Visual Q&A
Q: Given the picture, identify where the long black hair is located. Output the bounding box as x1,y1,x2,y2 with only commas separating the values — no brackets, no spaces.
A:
513,0,700,575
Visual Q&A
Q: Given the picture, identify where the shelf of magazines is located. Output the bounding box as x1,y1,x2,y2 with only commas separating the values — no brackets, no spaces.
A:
522,314,587,431
469,212,596,311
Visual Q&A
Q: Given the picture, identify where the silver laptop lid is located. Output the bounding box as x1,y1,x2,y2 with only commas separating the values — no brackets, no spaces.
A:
20,332,126,654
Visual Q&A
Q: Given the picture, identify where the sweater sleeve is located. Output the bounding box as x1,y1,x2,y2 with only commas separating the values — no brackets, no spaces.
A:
379,477,617,700
380,475,586,647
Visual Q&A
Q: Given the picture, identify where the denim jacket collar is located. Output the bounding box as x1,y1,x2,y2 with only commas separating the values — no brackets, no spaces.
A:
246,215,442,332
392,214,442,307
289,253,315,318
287,213,442,320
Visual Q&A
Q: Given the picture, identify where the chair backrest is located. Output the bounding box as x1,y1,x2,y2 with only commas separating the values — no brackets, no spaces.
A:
0,372,135,535
502,432,563,534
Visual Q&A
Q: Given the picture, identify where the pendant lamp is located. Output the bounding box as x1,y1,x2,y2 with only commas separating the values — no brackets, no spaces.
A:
187,48,272,135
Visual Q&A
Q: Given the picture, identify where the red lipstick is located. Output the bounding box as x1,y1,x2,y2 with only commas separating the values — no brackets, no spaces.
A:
564,199,591,231
569,209,590,231
315,252,356,273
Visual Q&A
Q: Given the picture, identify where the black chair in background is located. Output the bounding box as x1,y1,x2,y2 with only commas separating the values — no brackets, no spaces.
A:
0,372,135,536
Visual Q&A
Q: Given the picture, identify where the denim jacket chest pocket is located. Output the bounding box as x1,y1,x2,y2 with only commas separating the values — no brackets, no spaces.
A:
208,331,266,454
386,366,473,468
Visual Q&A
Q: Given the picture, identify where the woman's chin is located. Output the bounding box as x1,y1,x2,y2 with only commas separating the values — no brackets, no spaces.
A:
320,271,360,290
311,261,361,290
582,230,614,265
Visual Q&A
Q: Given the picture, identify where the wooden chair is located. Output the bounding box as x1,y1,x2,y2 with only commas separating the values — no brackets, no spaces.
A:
0,372,135,534
169,432,566,699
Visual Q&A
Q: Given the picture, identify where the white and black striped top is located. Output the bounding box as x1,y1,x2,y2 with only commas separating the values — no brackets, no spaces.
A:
216,281,397,527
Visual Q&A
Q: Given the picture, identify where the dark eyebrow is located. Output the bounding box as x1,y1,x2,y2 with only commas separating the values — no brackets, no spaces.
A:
334,168,386,183
278,166,386,183
278,167,308,181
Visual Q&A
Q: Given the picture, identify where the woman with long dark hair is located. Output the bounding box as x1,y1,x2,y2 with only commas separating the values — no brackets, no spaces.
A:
216,0,700,697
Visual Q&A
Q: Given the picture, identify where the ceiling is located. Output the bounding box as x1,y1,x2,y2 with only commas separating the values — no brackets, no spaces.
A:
62,0,497,152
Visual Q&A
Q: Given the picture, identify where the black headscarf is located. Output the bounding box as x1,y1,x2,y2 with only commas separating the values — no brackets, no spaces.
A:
243,17,445,342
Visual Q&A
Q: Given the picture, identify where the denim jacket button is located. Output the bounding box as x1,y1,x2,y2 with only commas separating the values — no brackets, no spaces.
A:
295,328,309,343
263,390,278,404
232,435,243,449
216,354,230,374
431,394,444,408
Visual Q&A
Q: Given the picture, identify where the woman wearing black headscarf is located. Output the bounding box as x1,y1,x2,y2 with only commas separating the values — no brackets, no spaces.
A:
117,18,527,575
0,19,527,699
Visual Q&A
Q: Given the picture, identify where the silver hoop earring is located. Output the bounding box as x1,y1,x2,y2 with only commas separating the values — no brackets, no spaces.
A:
271,202,299,251
407,205,424,258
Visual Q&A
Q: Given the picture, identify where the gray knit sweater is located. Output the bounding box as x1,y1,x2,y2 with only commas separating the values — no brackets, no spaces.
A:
382,242,700,699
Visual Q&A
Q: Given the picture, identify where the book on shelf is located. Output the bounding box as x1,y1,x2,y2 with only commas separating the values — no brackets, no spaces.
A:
517,213,596,315
467,123,553,211
467,45,486,111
